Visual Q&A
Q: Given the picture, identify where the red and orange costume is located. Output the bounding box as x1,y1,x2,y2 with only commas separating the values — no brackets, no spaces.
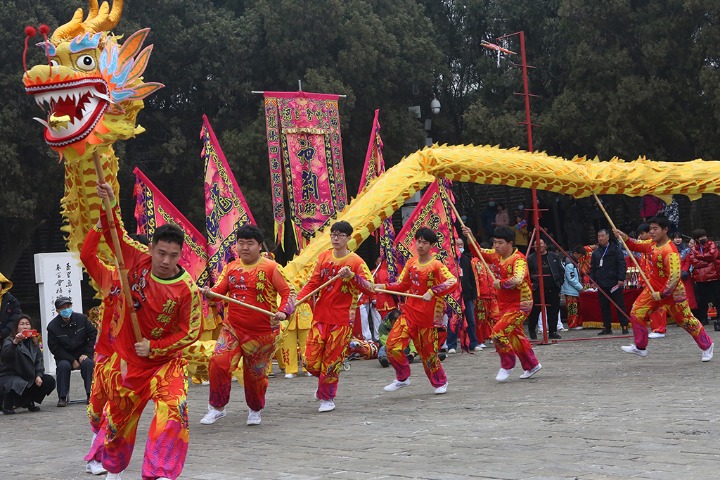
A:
383,257,457,387
472,245,541,372
100,210,203,479
631,250,668,334
625,238,713,351
80,226,122,465
472,258,499,344
374,262,398,317
298,250,374,401
207,257,295,412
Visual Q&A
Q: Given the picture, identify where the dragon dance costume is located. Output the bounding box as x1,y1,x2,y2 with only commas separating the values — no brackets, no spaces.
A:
297,250,374,402
383,257,457,388
100,208,203,479
207,257,294,412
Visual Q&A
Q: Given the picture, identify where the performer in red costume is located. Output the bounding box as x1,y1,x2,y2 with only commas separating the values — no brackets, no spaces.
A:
200,225,294,426
614,216,714,361
96,183,203,480
462,226,542,382
376,228,457,395
298,221,375,413
80,221,142,476
472,254,499,345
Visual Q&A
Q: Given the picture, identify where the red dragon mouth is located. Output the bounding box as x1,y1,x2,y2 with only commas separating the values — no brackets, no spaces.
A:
26,78,110,148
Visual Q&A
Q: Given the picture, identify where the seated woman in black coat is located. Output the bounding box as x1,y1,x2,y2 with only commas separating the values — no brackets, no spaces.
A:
0,314,56,414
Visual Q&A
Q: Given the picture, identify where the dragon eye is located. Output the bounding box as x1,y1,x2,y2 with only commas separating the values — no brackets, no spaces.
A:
50,59,59,67
75,54,96,71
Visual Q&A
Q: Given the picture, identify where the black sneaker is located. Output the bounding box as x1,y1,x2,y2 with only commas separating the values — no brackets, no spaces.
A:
549,333,561,339
27,403,40,412
597,330,613,336
529,332,538,340
438,352,447,361
57,398,68,407
622,327,629,334
379,357,390,368
2,408,15,415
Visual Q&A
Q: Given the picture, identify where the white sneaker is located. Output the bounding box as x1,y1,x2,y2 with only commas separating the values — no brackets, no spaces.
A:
384,379,411,392
702,343,714,362
473,345,484,352
86,460,107,475
201,380,210,386
495,368,513,382
477,343,486,349
318,399,335,412
200,405,227,425
304,371,313,377
105,473,122,480
519,363,542,379
648,332,666,338
571,326,584,330
447,348,456,354
246,409,262,425
284,373,296,379
434,382,448,394
621,344,648,357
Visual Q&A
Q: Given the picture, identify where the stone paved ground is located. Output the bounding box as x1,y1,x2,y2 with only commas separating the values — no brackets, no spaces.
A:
1,326,719,479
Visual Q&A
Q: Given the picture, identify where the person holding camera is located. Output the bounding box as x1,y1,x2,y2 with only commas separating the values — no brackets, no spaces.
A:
46,296,97,407
0,314,56,414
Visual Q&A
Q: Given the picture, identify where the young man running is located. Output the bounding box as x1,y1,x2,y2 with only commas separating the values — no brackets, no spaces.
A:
462,226,542,382
200,225,295,426
375,227,457,394
614,216,714,361
97,183,203,480
297,221,375,413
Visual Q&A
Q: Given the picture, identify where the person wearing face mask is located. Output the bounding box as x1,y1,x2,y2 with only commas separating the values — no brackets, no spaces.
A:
46,296,97,407
689,229,720,326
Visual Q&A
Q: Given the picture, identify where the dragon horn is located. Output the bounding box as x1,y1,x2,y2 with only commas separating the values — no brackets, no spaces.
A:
85,0,124,34
50,7,84,43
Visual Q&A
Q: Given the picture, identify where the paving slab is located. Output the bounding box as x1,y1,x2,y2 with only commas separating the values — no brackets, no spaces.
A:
1,326,718,479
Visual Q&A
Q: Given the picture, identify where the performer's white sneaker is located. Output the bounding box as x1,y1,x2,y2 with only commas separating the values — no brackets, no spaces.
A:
247,409,262,425
648,332,665,338
318,400,335,412
702,343,714,362
495,368,513,382
434,382,448,395
104,472,122,480
86,460,107,475
519,363,542,379
447,348,456,354
200,405,227,425
473,345,484,352
621,344,648,357
384,379,411,392
284,373,296,379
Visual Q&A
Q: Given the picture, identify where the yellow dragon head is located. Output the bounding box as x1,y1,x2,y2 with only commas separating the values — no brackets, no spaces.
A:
22,0,163,162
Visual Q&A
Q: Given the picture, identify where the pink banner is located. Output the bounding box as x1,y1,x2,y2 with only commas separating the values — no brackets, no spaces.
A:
394,181,462,324
263,91,348,249
201,115,256,284
133,167,209,286
358,109,384,194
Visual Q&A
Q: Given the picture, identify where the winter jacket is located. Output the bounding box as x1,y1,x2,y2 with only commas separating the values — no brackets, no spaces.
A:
46,312,97,364
0,336,45,396
458,252,477,301
560,261,584,297
0,274,23,340
527,250,564,291
589,241,627,288
690,240,720,283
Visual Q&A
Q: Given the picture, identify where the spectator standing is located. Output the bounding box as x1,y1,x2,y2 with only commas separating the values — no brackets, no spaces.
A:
446,238,480,353
481,200,498,241
663,196,680,235
527,239,565,339
672,232,698,315
46,296,97,406
514,216,529,254
562,247,586,330
0,315,56,414
0,272,23,342
689,229,720,325
589,229,629,335
494,203,510,229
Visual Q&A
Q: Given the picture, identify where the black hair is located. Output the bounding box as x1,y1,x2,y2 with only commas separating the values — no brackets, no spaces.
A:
573,245,586,255
128,233,150,246
647,215,670,230
237,224,264,244
692,228,707,240
492,226,515,244
636,223,650,233
385,309,401,324
414,227,438,244
670,231,684,239
597,228,611,237
330,221,353,236
152,224,185,247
